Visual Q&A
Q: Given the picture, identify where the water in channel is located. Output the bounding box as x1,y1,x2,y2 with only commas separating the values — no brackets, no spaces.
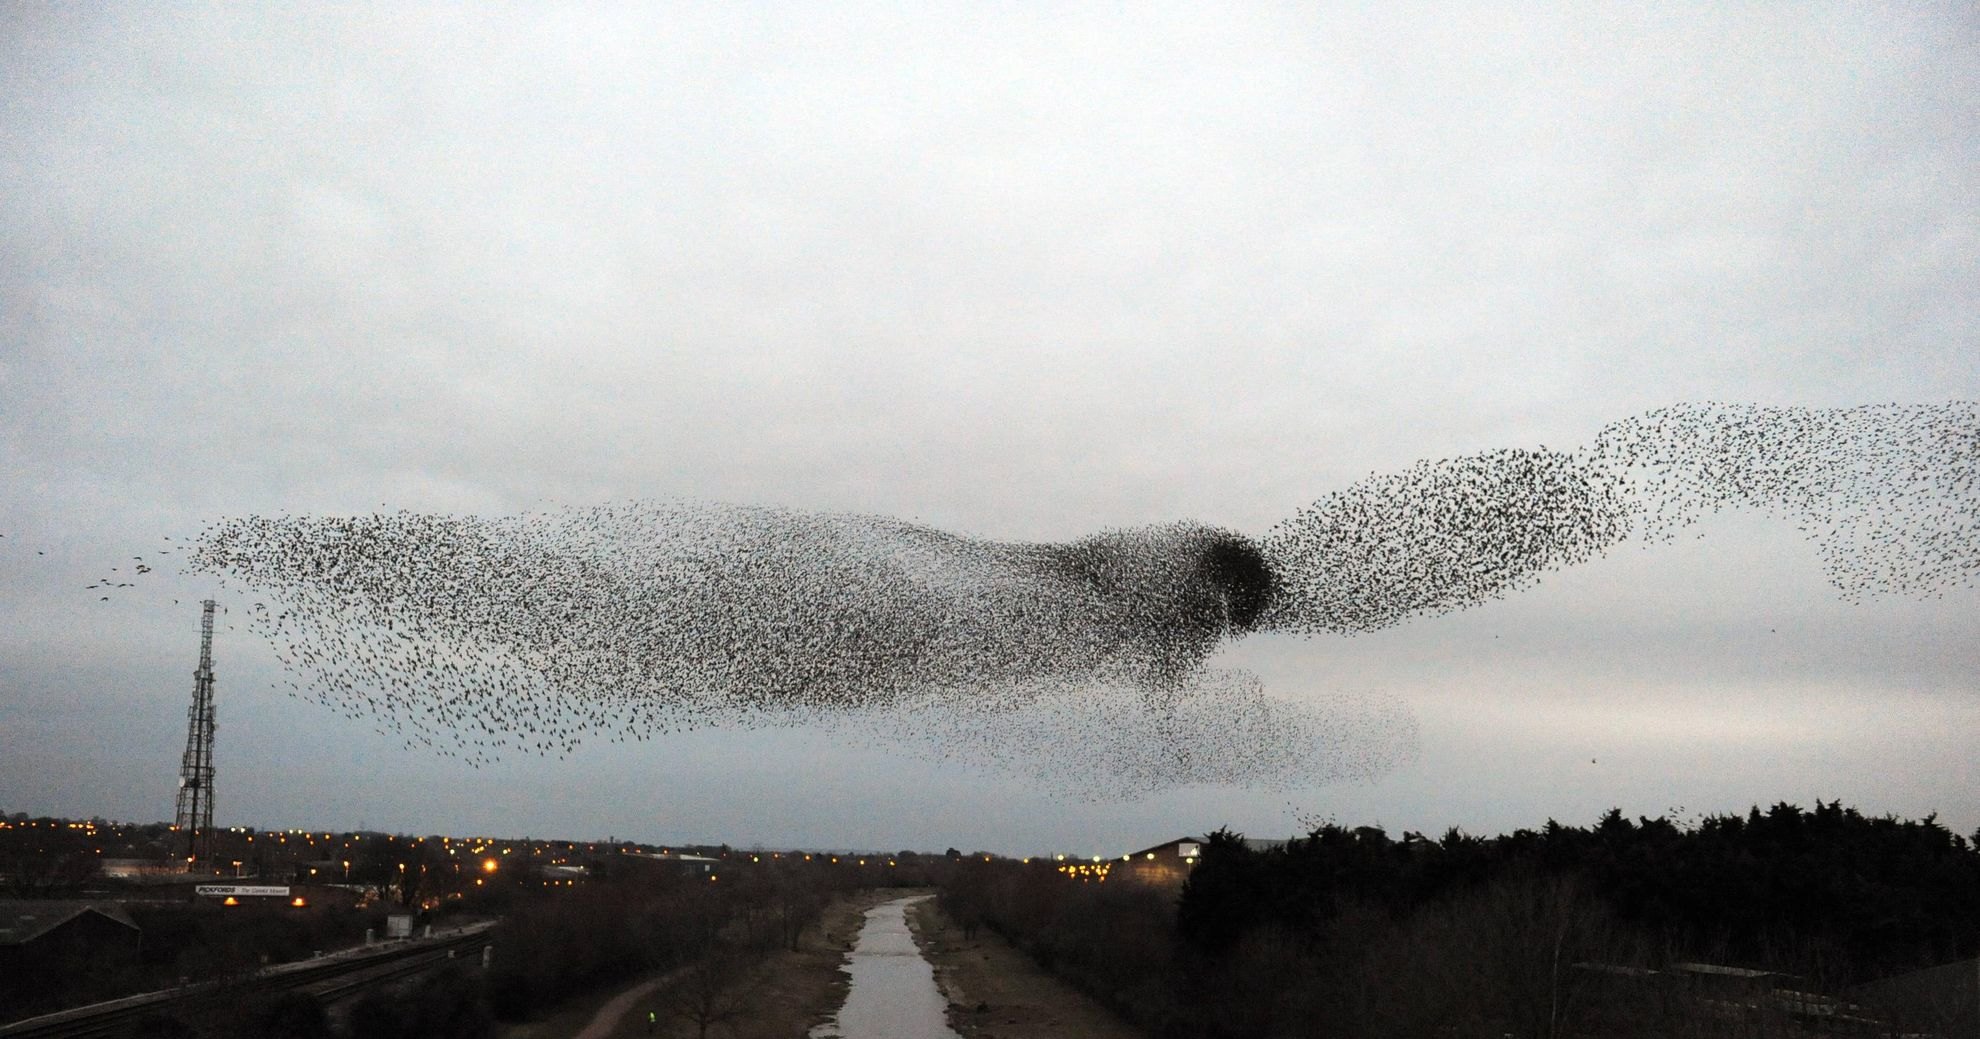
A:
810,894,962,1039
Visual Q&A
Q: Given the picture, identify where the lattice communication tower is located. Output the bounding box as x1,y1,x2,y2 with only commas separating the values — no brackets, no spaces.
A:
173,599,217,868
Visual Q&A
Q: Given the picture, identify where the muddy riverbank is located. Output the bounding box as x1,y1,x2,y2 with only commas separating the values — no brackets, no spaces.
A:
907,896,1144,1039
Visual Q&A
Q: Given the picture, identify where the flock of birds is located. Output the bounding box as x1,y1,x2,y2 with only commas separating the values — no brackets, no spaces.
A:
85,557,153,599
56,401,1978,793
176,503,1395,788
1261,401,1976,636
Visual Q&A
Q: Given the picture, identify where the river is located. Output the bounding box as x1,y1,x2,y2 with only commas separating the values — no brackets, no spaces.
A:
810,894,962,1039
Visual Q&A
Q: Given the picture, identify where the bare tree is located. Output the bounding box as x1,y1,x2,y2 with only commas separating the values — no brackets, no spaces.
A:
665,947,758,1039
772,883,823,951
4,850,98,897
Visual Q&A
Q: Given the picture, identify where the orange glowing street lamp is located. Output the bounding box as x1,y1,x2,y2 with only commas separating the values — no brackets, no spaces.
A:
482,858,498,874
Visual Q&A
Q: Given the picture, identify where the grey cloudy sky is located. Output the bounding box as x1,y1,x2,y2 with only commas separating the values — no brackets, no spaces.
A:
2,4,1975,855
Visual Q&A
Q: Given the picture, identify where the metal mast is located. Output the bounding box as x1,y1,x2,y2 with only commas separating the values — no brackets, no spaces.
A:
174,600,217,869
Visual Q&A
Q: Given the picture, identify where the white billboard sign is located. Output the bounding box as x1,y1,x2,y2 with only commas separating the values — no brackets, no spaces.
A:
196,885,291,897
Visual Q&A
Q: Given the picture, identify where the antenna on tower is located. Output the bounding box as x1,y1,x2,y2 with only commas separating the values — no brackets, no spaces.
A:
174,599,218,870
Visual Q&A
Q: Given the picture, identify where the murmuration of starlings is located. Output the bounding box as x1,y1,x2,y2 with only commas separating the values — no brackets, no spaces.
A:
164,402,1973,792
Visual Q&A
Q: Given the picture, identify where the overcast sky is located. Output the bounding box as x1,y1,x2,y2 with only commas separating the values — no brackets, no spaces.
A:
2,4,1975,856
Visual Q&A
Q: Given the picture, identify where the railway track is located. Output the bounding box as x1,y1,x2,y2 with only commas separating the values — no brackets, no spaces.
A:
0,922,496,1038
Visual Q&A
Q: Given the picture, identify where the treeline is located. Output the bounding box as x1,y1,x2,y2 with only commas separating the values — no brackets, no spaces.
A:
362,851,943,1036
941,865,1187,1023
481,853,849,1020
940,803,1980,1039
52,853,928,1038
1187,803,1980,982
135,849,1020,1038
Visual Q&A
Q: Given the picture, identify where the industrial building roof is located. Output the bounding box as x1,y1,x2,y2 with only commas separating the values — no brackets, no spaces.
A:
0,901,139,945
